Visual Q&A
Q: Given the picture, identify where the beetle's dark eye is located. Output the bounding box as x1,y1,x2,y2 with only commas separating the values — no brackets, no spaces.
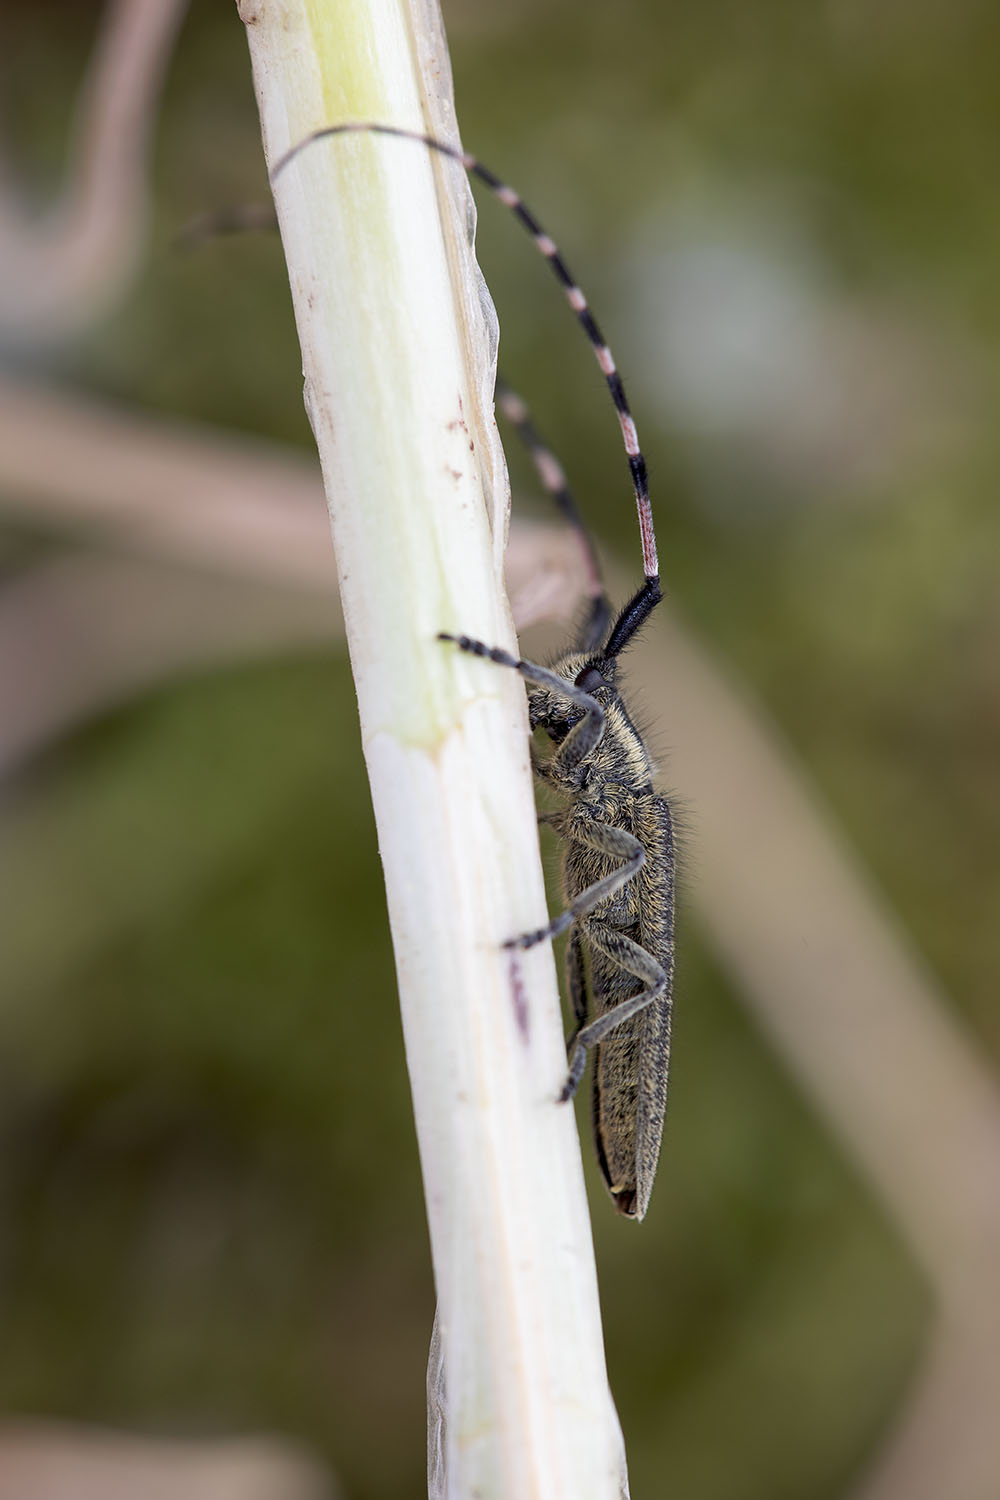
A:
543,705,585,743
576,665,608,694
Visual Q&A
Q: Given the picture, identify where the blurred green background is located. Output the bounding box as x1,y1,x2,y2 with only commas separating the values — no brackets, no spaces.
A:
2,1,998,1497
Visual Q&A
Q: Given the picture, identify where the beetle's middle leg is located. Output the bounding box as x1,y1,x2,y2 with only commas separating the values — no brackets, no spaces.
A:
506,817,644,951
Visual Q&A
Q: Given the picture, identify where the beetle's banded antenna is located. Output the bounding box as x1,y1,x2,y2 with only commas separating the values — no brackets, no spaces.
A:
272,121,662,651
495,378,611,653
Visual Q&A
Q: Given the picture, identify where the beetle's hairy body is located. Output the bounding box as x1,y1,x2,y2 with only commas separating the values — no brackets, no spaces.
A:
529,650,675,1221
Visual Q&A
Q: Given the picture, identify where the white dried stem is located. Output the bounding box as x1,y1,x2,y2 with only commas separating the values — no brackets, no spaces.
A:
238,3,627,1497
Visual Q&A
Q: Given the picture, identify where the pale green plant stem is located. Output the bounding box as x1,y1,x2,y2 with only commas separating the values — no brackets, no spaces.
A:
238,2,629,1496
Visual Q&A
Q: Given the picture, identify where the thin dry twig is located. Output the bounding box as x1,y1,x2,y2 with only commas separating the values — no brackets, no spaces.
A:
0,552,340,776
0,0,187,346
0,1421,333,1500
0,377,585,776
0,376,585,605
0,374,334,588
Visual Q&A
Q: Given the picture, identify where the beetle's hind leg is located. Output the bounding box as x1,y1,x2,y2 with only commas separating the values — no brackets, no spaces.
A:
565,926,589,1040
559,925,668,1102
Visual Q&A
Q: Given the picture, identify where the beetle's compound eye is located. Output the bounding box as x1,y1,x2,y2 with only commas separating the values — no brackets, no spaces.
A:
576,665,609,695
539,705,585,744
547,711,581,743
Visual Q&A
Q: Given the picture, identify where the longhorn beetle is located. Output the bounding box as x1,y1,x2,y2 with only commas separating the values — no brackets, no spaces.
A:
273,123,675,1221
